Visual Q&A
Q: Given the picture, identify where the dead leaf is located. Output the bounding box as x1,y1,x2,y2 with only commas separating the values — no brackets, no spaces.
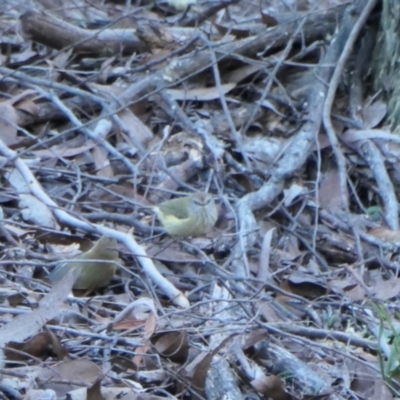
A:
260,11,279,27
363,100,387,129
257,228,275,287
117,109,153,146
110,356,138,373
225,64,263,84
146,242,203,263
281,274,327,299
37,359,103,396
242,135,282,168
351,357,391,399
251,374,289,400
20,194,58,229
144,312,157,341
132,342,152,370
32,140,98,158
113,298,157,331
283,183,305,207
183,334,237,400
5,332,54,362
228,173,254,193
370,278,400,301
0,102,19,145
242,329,269,351
5,330,69,363
153,331,188,363
167,83,235,101
368,227,400,243
0,270,77,348
51,48,73,69
319,169,342,212
214,22,265,38
67,387,166,400
10,45,37,64
92,145,113,178
259,303,282,323
87,378,107,400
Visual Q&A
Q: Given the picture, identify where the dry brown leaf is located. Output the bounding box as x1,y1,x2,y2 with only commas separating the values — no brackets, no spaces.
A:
32,140,97,159
7,168,31,192
351,358,389,399
224,64,263,84
363,100,387,129
5,330,69,362
4,224,35,237
346,284,367,302
68,387,166,400
0,102,19,146
10,45,37,64
24,388,57,400
110,356,137,373
242,329,270,351
283,183,305,207
282,274,327,299
87,378,107,400
153,331,188,363
5,332,56,362
38,359,103,394
259,302,283,323
117,108,153,146
327,277,358,293
257,228,275,287
214,22,265,38
144,311,157,341
20,194,59,229
51,48,74,69
96,182,137,200
242,135,282,168
167,83,235,101
92,145,113,178
185,335,237,400
228,172,254,193
112,313,152,330
146,242,202,263
14,97,40,115
370,278,400,301
319,169,342,212
113,298,158,331
251,374,289,400
0,270,77,348
260,11,279,27
132,342,152,370
37,359,103,394
98,57,116,83
368,227,400,243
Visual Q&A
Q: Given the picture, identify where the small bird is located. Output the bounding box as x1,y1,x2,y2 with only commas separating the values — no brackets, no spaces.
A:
48,236,120,292
153,193,218,237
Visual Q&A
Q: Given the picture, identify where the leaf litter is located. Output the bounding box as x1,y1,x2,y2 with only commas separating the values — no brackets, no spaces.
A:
0,0,399,399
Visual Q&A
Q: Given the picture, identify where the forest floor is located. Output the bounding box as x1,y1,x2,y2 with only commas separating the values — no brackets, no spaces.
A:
0,0,399,399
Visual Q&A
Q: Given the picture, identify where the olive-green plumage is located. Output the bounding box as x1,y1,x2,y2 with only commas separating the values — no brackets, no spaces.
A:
48,236,119,291
153,193,218,237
